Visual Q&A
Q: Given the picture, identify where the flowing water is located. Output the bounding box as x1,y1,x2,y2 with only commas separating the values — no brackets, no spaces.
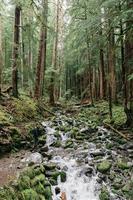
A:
42,120,101,200
41,115,129,200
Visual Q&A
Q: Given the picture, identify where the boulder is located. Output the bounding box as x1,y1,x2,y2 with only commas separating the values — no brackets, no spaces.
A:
97,160,112,173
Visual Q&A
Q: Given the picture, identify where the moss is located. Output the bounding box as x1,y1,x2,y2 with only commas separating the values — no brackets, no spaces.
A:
22,167,36,179
97,160,112,173
64,139,74,148
117,159,130,170
49,178,57,186
11,97,37,122
38,135,47,145
99,186,110,200
0,105,12,125
34,165,45,176
51,140,61,148
18,176,31,190
0,186,18,200
60,171,66,182
34,182,45,195
31,174,46,186
20,189,39,200
44,186,52,200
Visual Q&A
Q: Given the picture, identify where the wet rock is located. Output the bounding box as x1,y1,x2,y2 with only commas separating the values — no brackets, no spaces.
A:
112,177,124,190
21,152,43,164
64,139,74,149
40,145,49,152
97,160,112,173
97,174,107,183
80,167,93,177
117,159,131,170
43,163,56,171
41,152,52,160
38,135,47,145
45,170,66,183
99,186,110,200
90,150,105,157
126,143,133,149
50,140,61,148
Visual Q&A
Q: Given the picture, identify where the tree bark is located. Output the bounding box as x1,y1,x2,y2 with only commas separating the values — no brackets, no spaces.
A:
0,14,3,96
49,0,59,105
124,0,133,127
34,0,48,99
12,6,21,98
99,48,105,99
108,25,116,102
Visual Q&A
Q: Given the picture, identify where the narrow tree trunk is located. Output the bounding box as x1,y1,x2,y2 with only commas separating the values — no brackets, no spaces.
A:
108,26,116,102
84,5,93,105
20,12,24,89
124,0,133,127
34,0,48,99
49,0,59,105
99,48,105,99
0,14,3,96
12,6,21,98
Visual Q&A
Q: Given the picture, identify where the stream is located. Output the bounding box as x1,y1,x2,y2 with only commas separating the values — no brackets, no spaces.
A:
40,114,132,200
0,113,132,200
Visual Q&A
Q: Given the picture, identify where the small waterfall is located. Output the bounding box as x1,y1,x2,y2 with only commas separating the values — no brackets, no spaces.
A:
52,157,99,200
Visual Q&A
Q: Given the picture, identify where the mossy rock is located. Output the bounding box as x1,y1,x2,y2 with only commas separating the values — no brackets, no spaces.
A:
38,135,47,145
0,187,18,200
43,163,56,171
99,186,110,200
44,186,52,200
20,189,39,200
97,160,112,173
112,177,124,190
50,140,61,148
34,182,45,195
18,176,31,190
22,168,36,179
31,174,46,186
54,131,61,139
34,165,45,176
117,159,130,170
64,139,74,149
49,178,57,186
38,195,46,200
60,171,67,182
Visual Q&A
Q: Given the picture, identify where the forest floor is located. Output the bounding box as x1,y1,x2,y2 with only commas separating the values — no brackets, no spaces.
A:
0,96,132,157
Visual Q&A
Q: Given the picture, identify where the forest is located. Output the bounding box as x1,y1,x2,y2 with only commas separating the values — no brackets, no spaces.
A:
0,0,133,200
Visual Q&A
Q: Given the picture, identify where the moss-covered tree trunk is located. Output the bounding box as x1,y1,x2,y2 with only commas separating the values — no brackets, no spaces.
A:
124,0,133,127
34,0,48,99
12,6,21,98
49,0,59,105
0,13,3,97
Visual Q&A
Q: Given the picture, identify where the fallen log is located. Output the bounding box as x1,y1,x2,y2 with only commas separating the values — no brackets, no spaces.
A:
104,122,129,140
37,103,56,116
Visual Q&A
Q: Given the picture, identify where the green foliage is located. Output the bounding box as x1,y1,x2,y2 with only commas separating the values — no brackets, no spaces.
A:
11,97,37,122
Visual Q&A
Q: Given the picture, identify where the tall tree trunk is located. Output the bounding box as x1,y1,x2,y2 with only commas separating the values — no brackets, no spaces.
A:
124,0,133,127
108,25,116,102
34,0,48,99
12,6,21,98
0,14,3,96
99,48,105,99
49,0,59,105
84,5,93,105
20,12,24,89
